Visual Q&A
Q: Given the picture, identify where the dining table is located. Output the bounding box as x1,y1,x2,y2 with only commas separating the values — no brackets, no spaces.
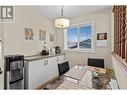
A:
57,65,117,90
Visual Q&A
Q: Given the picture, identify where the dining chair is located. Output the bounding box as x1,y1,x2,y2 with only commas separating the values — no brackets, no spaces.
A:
87,58,104,68
58,60,70,76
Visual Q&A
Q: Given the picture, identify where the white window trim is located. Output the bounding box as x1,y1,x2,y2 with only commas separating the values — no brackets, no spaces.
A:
64,21,94,53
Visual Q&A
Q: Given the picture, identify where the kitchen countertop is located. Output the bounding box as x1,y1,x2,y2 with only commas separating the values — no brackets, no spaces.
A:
24,53,65,61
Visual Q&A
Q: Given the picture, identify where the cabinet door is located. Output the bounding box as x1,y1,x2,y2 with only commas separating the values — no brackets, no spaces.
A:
27,56,63,89
57,55,65,64
44,57,59,79
28,59,45,89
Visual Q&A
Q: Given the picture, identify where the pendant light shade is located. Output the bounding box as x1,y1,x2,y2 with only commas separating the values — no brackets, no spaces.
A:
55,6,70,28
55,18,70,28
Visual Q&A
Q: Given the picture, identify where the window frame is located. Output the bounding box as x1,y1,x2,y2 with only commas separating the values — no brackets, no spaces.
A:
64,21,94,52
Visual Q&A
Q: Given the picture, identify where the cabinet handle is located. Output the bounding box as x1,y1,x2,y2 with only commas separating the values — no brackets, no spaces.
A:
57,57,58,62
0,67,2,75
44,60,46,66
44,60,45,66
44,60,48,66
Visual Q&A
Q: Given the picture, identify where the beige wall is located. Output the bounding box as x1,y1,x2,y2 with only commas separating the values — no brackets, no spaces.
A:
0,24,4,39
56,8,112,68
0,23,4,89
4,6,56,56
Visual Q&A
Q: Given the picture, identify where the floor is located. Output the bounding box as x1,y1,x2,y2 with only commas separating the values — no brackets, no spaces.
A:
43,76,64,89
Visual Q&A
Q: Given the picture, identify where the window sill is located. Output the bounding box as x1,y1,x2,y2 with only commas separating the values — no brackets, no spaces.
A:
112,52,127,72
64,49,95,53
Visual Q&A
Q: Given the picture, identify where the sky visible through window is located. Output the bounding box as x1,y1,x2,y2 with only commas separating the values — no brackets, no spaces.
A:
79,26,91,42
68,26,91,42
68,28,78,42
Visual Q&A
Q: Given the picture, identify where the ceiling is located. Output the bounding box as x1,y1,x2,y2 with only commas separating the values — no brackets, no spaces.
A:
32,6,111,20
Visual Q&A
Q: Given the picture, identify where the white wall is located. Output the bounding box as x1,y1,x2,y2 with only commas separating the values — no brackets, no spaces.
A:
4,6,56,56
56,8,112,68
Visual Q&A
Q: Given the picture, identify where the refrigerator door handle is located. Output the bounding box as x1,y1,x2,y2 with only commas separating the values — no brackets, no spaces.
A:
10,77,23,84
0,67,2,75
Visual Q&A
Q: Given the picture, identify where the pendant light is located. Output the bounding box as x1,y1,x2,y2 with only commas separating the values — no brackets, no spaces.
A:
55,6,70,28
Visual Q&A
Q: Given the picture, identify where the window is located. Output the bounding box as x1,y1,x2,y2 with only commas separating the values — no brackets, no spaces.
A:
64,21,94,52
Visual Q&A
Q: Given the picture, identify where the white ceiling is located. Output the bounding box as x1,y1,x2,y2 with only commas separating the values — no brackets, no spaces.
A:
32,6,111,20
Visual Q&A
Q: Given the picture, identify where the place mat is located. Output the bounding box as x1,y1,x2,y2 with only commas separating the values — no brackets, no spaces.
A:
79,71,92,88
64,68,87,81
57,81,92,90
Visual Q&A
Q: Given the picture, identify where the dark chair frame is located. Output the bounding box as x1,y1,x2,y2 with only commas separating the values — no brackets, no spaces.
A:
58,61,70,76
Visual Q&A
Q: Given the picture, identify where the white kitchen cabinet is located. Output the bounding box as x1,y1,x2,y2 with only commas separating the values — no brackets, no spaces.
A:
44,57,59,81
56,55,65,64
25,56,61,89
26,59,45,89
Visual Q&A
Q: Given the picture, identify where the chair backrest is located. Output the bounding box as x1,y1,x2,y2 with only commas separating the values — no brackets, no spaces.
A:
87,58,104,68
58,61,70,76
